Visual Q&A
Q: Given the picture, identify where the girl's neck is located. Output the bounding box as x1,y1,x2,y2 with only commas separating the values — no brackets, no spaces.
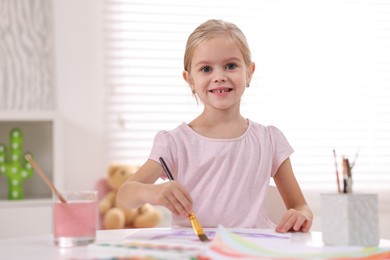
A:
188,110,248,139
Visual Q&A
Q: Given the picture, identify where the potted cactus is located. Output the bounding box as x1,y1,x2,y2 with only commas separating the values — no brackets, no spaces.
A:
0,128,34,200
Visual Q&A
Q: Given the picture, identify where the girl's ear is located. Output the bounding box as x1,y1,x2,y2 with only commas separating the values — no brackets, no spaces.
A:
184,70,199,104
183,70,193,87
246,62,256,84
183,70,189,83
251,62,256,74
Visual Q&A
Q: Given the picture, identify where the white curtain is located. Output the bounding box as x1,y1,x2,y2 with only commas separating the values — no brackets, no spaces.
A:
104,0,390,192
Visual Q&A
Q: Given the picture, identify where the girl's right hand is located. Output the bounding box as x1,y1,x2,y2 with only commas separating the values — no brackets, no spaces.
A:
148,181,192,217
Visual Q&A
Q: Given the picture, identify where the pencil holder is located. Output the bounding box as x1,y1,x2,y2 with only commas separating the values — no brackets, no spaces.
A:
320,193,379,246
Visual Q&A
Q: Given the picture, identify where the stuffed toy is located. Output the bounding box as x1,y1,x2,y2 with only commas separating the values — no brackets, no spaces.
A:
98,164,161,229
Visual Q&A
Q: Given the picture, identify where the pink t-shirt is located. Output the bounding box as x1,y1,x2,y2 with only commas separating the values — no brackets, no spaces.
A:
149,119,293,228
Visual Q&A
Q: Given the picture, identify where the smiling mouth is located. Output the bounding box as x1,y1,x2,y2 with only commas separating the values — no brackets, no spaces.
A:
209,88,233,93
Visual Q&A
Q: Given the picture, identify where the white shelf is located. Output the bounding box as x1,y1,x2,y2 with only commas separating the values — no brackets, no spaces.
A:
0,198,51,208
0,111,58,121
0,111,62,238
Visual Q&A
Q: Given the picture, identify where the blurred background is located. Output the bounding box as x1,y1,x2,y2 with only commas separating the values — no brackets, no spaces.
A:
0,0,389,239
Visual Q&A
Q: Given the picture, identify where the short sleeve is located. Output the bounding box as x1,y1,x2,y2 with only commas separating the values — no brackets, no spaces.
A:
148,130,176,180
268,126,294,176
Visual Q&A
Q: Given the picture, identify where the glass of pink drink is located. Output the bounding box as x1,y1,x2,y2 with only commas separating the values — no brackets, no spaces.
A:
53,190,98,247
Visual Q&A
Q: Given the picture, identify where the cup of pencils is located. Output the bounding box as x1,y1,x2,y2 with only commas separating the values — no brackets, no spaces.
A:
332,149,357,194
323,148,379,246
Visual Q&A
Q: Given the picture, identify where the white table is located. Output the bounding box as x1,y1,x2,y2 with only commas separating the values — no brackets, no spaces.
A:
0,228,389,260
0,229,129,260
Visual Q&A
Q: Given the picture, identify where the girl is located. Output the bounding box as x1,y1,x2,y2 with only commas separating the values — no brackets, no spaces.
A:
117,19,313,233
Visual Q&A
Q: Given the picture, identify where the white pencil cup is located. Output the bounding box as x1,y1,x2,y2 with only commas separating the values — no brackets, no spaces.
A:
320,193,379,246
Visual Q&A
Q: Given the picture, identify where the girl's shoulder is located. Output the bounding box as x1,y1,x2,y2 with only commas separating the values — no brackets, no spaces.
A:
247,120,290,143
153,123,191,141
247,120,283,134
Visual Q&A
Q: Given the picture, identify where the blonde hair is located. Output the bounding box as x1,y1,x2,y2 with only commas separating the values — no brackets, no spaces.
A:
184,19,252,74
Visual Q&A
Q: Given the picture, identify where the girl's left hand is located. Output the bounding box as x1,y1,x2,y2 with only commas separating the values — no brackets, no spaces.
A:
275,208,312,233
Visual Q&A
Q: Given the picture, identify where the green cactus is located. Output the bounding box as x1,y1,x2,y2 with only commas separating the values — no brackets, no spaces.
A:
0,128,34,200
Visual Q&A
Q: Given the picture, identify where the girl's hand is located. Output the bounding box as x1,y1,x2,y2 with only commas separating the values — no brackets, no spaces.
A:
275,208,312,233
148,181,192,217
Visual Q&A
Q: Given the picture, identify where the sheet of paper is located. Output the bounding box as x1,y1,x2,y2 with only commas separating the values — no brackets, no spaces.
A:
127,226,290,242
89,227,290,259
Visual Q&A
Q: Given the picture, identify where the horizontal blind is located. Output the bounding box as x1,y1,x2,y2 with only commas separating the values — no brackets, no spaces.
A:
104,0,390,192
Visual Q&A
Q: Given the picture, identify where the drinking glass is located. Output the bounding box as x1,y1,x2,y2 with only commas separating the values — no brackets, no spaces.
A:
53,190,98,247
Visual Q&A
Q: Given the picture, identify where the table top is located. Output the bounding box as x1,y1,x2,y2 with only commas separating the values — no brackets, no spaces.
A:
0,229,130,260
0,228,389,260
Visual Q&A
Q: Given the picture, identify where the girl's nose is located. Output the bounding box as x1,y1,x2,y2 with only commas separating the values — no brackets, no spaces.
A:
213,68,227,83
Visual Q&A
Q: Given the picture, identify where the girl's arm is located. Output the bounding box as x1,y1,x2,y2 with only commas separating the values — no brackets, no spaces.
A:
273,158,313,233
116,159,192,217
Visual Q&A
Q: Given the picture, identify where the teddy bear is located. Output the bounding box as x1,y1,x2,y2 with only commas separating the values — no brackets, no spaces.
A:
98,164,161,229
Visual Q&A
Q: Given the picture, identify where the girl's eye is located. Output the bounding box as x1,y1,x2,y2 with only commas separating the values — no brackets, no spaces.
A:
226,63,237,70
200,66,212,73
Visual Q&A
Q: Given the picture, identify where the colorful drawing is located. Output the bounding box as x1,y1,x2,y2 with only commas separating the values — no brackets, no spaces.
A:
209,226,390,259
0,128,34,200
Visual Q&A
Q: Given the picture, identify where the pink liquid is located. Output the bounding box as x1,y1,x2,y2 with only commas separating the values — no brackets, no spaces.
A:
54,200,97,238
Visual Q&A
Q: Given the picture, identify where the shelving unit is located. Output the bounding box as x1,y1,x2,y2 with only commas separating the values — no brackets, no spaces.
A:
0,111,62,239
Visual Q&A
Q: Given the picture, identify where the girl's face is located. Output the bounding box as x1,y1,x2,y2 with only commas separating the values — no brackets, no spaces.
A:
183,36,254,112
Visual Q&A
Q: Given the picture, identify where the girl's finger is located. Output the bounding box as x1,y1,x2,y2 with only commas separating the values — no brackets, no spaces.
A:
293,214,306,231
301,218,313,232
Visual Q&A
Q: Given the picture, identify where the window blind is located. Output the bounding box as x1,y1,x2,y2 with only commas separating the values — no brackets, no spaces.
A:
103,0,390,192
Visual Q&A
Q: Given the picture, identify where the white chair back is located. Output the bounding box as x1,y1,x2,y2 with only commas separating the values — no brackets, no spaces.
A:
266,185,286,224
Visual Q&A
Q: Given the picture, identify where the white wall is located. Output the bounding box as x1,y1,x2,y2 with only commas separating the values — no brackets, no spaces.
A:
52,0,106,190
